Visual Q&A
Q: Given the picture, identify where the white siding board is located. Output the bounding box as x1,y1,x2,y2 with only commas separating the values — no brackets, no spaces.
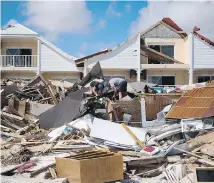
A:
40,43,78,72
194,36,214,69
87,35,140,69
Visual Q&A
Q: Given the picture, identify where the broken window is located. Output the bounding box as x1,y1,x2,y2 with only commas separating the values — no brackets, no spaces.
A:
148,76,175,85
148,45,174,58
197,76,214,83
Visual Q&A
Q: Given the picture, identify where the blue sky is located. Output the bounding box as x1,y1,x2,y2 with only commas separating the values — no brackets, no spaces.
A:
1,1,147,58
2,1,214,58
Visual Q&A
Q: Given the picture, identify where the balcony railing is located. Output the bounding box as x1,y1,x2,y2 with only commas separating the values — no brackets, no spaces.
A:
1,55,37,67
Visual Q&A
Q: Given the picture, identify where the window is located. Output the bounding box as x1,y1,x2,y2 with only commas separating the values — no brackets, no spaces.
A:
148,45,174,58
148,76,175,85
6,48,32,67
197,76,214,83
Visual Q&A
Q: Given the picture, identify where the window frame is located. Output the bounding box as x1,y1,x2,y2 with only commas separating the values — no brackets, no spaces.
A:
197,75,214,83
6,48,33,67
147,75,176,86
147,44,175,58
6,48,33,56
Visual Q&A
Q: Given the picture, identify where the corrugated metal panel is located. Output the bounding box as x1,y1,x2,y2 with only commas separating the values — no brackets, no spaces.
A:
40,43,79,72
87,34,140,69
166,87,214,119
143,94,180,120
194,36,214,69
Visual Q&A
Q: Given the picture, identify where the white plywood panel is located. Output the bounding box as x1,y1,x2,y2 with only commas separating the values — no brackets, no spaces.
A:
194,36,214,69
90,118,147,146
40,43,78,72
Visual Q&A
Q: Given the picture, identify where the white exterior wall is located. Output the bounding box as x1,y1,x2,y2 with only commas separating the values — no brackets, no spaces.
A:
40,42,78,72
194,36,214,69
87,34,140,69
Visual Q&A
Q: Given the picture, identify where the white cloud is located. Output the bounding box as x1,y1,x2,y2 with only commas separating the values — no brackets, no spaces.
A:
130,1,214,40
106,2,121,17
125,4,131,12
97,18,106,30
3,19,18,29
22,1,93,42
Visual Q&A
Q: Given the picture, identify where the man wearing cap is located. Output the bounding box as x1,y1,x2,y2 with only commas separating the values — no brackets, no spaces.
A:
85,81,104,97
107,78,127,100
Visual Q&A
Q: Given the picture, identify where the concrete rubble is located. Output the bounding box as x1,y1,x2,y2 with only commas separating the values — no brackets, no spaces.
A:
1,66,214,183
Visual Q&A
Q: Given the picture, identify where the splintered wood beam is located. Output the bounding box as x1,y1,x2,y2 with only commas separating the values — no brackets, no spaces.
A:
121,123,145,148
0,111,23,121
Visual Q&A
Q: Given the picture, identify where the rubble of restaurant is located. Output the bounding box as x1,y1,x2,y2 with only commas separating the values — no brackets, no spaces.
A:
1,63,214,183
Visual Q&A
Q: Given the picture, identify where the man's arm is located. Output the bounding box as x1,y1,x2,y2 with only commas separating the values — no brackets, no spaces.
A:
92,87,98,96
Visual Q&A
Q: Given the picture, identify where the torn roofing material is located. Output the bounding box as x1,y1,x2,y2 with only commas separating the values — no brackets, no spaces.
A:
141,45,182,64
166,87,214,119
39,89,87,129
75,49,110,64
193,31,214,47
78,62,104,87
162,18,187,37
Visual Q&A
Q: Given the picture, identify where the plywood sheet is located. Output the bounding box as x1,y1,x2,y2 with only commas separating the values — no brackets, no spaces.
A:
90,118,147,146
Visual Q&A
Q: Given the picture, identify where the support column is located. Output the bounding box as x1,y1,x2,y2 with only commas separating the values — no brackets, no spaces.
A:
189,33,194,85
188,69,194,85
83,62,88,77
137,32,141,82
137,68,141,82
37,39,41,75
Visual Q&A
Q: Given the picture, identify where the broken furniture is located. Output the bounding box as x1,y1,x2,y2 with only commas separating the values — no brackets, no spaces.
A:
56,150,123,183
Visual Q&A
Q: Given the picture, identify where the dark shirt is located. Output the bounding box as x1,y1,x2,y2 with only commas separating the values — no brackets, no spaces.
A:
90,81,99,90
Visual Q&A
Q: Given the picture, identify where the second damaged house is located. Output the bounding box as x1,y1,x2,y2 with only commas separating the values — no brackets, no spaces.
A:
76,18,214,87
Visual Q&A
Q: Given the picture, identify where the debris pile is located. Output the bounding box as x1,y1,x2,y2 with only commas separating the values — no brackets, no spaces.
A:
1,64,214,183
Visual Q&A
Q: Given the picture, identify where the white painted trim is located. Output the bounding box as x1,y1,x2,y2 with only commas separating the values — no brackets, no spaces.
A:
146,43,175,46
6,47,33,51
37,39,41,75
137,33,141,82
189,33,194,85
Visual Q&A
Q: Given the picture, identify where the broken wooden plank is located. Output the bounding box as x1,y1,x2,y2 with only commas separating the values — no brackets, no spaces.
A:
1,111,23,121
124,156,166,167
49,167,57,179
1,131,24,139
121,122,145,148
1,117,22,130
118,151,141,157
173,147,214,166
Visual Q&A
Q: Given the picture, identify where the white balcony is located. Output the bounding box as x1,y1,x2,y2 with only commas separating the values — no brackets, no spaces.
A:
1,55,37,71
